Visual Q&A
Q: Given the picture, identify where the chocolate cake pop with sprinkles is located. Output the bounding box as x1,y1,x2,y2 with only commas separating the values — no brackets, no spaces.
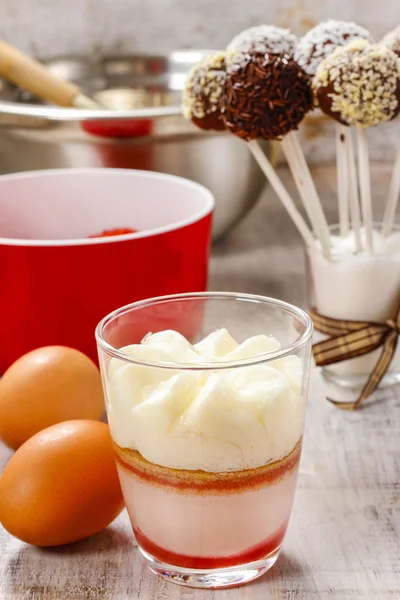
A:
314,39,400,127
182,52,230,131
227,25,297,56
295,19,372,75
220,52,313,141
381,25,400,57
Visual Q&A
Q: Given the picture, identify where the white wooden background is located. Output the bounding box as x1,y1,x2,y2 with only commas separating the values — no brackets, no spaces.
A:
0,164,399,599
0,0,399,162
0,0,398,57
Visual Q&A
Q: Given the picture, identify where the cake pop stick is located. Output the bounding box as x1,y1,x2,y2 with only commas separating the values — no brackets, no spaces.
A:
280,132,331,257
220,51,331,257
295,20,372,239
182,51,315,248
336,125,349,236
382,148,400,237
345,131,363,251
356,128,374,252
314,39,400,253
248,140,314,246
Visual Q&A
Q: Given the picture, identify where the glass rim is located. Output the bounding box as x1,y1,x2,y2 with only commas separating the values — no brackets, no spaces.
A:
327,221,400,233
95,291,313,371
306,220,400,247
307,221,400,256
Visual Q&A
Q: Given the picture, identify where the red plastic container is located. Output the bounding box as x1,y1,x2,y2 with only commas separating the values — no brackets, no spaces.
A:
0,168,214,372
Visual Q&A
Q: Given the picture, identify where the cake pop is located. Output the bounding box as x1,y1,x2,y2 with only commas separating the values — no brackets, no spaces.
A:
381,25,400,57
314,39,400,127
227,25,297,56
182,52,230,131
295,19,372,75
220,52,313,141
185,48,329,256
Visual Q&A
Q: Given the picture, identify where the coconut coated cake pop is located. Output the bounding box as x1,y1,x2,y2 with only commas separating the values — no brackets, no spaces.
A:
314,39,400,127
295,19,372,75
220,52,313,141
182,52,230,131
381,25,400,57
228,25,297,56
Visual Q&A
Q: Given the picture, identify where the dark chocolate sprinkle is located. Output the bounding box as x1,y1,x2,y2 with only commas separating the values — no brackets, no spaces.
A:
220,52,314,141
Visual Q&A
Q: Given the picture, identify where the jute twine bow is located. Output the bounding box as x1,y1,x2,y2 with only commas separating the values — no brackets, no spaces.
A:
309,301,400,410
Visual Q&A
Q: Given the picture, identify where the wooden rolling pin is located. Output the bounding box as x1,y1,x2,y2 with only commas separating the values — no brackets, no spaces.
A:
0,40,99,108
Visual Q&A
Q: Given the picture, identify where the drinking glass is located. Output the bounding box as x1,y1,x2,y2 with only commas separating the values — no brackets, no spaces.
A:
306,223,400,388
96,292,312,589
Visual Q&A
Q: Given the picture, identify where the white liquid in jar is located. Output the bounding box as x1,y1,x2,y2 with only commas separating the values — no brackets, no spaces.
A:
308,229,400,378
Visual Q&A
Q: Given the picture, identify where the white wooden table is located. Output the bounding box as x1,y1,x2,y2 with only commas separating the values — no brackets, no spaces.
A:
1,165,399,599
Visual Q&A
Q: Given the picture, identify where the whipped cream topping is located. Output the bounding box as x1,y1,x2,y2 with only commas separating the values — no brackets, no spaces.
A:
106,329,306,472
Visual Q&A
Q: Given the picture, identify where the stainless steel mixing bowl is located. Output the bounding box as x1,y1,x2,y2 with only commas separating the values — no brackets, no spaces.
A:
0,51,270,239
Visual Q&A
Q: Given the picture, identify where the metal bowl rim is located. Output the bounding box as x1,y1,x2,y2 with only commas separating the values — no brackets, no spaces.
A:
0,49,212,122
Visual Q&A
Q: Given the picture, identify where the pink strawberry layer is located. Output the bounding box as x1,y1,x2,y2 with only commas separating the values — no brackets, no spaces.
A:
135,520,288,569
115,442,301,568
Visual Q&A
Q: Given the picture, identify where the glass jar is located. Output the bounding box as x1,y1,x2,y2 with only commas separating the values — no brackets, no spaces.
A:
96,292,312,588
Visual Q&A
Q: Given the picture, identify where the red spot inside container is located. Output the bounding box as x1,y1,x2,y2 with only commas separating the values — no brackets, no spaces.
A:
151,61,163,74
88,228,137,238
81,119,153,138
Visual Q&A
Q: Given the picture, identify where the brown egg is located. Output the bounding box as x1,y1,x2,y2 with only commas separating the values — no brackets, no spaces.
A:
0,420,124,546
0,346,104,450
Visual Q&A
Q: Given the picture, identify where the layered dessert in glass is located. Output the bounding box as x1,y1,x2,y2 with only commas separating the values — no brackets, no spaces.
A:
96,293,312,588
